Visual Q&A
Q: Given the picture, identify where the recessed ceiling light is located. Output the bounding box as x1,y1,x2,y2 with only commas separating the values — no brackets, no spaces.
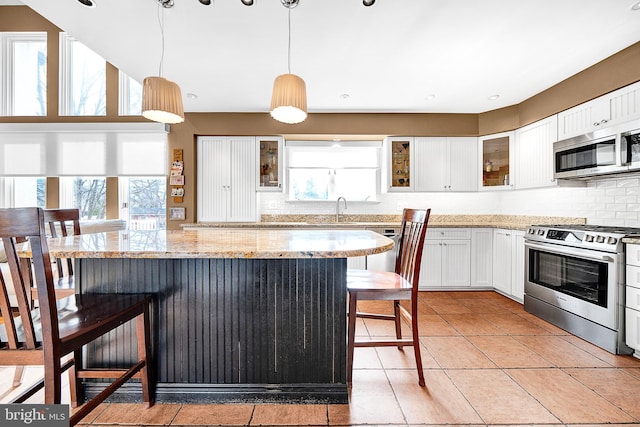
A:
425,94,436,100
340,93,350,100
632,1,640,10
77,0,96,7
488,94,500,100
186,93,198,99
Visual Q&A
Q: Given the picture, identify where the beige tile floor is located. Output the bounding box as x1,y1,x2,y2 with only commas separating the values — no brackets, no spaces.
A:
3,290,640,426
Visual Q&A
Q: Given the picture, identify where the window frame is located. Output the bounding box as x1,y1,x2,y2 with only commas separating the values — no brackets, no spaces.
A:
285,140,382,202
58,32,106,117
0,31,47,117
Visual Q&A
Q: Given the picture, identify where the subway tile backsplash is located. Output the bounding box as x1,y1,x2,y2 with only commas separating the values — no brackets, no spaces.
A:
259,175,640,228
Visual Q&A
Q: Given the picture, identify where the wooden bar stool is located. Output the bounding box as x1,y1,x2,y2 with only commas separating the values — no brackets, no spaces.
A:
346,208,430,386
0,207,154,426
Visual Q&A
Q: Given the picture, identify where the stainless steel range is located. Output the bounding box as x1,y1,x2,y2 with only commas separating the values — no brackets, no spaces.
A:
524,224,640,354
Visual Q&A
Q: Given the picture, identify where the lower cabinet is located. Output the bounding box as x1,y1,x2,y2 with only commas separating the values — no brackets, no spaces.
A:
471,228,493,288
419,228,471,290
493,228,525,302
347,256,366,269
625,246,640,357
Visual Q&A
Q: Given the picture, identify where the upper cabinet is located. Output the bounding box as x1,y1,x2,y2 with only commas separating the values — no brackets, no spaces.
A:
514,115,558,189
414,137,477,192
557,80,640,140
197,136,257,222
257,136,283,192
386,137,414,191
479,131,514,190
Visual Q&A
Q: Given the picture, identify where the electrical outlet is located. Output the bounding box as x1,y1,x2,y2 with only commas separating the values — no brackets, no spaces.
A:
268,201,278,209
396,201,408,211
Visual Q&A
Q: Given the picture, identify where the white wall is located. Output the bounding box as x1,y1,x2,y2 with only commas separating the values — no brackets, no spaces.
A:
259,175,640,228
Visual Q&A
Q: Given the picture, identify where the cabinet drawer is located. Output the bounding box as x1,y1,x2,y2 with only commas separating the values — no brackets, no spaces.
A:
627,265,640,290
626,244,640,267
627,285,640,310
626,307,640,352
426,228,471,240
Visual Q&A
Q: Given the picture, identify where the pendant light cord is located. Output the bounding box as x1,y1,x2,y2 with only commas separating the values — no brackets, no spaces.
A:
287,5,291,74
156,3,165,77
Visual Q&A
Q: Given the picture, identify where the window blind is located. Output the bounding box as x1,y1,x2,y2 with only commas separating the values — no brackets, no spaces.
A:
0,123,168,176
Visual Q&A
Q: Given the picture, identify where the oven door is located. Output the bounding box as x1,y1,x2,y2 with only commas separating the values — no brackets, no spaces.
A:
524,241,620,330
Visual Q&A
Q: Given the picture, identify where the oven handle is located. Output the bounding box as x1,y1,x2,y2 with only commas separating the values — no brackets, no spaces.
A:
524,241,616,263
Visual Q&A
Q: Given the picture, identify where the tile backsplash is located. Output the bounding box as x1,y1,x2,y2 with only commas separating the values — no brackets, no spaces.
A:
259,175,640,227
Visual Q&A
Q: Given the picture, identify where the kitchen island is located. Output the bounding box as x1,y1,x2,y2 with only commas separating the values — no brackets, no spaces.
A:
45,228,392,404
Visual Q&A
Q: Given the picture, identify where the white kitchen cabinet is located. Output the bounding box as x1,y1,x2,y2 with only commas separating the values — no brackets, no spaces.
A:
557,80,640,140
512,231,525,301
514,115,558,189
420,228,471,289
386,137,414,191
256,136,283,192
414,137,477,192
625,244,640,358
492,228,525,301
471,228,493,288
479,131,515,190
197,136,257,222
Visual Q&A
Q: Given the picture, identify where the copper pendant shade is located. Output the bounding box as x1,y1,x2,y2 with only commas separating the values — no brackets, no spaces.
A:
270,73,307,124
142,76,184,124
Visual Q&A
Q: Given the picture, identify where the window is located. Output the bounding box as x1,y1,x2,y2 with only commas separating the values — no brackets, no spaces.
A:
60,177,106,220
286,141,381,201
119,71,142,116
119,177,166,230
0,32,47,116
59,33,106,116
0,177,45,208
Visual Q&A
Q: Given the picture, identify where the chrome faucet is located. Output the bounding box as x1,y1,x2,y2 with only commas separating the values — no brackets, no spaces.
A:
336,197,347,222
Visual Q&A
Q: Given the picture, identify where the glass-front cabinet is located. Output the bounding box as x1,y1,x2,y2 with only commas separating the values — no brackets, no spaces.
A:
479,131,513,189
387,137,413,191
257,136,283,191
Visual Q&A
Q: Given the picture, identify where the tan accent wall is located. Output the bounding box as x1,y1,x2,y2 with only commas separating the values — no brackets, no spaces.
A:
479,42,640,135
2,6,640,228
45,177,59,209
106,177,119,219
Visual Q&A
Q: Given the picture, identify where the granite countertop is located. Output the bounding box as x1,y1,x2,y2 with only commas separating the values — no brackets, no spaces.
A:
622,237,640,244
184,214,586,231
42,228,392,259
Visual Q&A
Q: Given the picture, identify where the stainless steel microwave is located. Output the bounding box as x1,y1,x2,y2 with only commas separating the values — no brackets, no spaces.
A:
553,119,640,180
553,130,624,179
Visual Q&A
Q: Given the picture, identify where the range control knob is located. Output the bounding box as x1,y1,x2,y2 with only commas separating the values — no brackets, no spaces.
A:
596,235,606,243
585,235,594,242
537,229,545,235
607,237,618,245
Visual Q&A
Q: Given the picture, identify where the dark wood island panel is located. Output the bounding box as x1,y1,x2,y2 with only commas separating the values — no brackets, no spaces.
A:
77,257,348,403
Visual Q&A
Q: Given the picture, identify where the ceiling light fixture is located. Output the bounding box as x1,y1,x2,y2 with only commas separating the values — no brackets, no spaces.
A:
270,0,307,124
199,0,212,5
241,0,255,5
142,2,185,124
77,0,96,7
632,1,640,10
363,0,375,6
488,94,500,100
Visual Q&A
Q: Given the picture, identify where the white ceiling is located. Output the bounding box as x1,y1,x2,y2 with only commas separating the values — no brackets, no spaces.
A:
8,0,640,115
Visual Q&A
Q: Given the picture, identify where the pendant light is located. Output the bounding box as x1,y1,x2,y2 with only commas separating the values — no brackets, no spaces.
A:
270,0,307,124
142,2,184,124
